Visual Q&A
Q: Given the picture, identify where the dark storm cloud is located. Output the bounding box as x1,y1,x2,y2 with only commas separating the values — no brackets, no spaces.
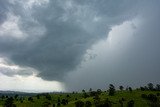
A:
0,0,144,80
65,1,160,91
0,0,10,24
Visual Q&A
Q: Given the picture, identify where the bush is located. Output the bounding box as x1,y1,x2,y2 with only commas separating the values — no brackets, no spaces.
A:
28,97,33,102
14,94,18,99
95,99,112,107
90,91,98,96
148,94,157,102
52,104,56,107
45,94,51,100
141,94,147,99
61,99,68,105
4,97,16,107
140,87,145,91
75,100,84,107
119,99,123,107
36,94,40,99
127,100,134,107
109,84,115,96
66,94,70,98
103,99,112,107
129,87,132,92
83,92,89,98
93,95,100,101
156,93,160,96
148,102,160,107
42,101,51,107
97,89,102,95
85,101,92,107
121,97,125,101
57,102,61,106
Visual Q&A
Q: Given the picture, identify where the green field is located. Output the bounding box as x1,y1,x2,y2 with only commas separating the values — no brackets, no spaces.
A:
0,90,160,107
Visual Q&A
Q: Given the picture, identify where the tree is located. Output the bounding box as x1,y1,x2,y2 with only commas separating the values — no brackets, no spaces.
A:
36,94,40,99
147,94,157,102
45,94,51,100
52,104,56,107
82,89,85,93
1,95,5,100
108,84,115,96
156,84,160,91
127,100,134,107
28,97,33,102
85,101,92,107
140,87,145,91
119,99,123,107
119,86,124,91
129,87,132,92
57,97,61,103
4,97,16,107
89,88,92,92
83,92,89,98
61,99,67,105
82,89,89,98
148,83,154,90
66,94,70,98
97,89,102,95
75,100,84,107
14,94,18,100
42,101,51,107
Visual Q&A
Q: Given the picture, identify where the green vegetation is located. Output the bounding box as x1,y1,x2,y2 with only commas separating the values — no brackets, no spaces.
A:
0,83,160,107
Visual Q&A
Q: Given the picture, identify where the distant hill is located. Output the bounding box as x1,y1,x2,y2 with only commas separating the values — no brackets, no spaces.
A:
0,90,36,97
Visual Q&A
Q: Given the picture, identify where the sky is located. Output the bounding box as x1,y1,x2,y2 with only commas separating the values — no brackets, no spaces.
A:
0,0,160,92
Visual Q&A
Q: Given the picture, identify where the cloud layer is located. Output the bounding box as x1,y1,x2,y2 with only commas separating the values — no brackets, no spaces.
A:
0,0,140,80
65,1,160,91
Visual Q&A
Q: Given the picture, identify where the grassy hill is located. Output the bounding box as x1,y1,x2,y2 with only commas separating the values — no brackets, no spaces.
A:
0,89,160,107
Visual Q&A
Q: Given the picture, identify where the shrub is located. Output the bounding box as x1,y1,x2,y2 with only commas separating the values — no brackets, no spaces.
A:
148,94,157,102
97,89,102,95
66,94,70,98
129,87,132,92
119,99,123,107
90,91,97,96
148,102,160,107
156,93,160,96
83,92,89,98
121,97,125,101
109,84,115,96
52,104,56,107
85,101,92,107
36,94,40,99
61,99,68,105
4,97,15,107
45,94,51,100
141,94,147,99
75,100,84,107
42,101,51,107
28,97,33,102
127,100,134,107
95,99,112,107
140,87,145,91
57,102,61,106
93,95,100,101
103,99,112,107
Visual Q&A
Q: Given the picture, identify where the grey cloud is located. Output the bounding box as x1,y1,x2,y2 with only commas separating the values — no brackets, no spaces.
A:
0,0,145,81
65,1,160,91
0,0,10,24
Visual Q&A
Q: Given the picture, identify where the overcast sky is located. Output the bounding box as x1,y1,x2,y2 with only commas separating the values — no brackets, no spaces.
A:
0,0,160,92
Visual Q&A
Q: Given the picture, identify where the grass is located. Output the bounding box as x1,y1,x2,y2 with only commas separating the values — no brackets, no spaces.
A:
0,90,160,107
